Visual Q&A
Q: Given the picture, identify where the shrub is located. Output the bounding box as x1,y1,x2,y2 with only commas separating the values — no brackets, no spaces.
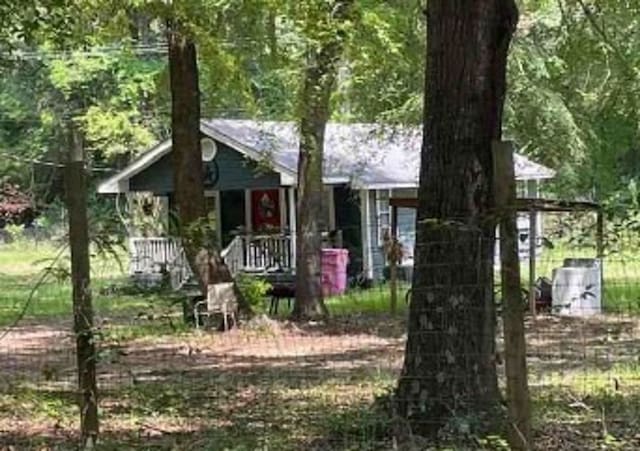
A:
235,274,272,308
0,183,35,226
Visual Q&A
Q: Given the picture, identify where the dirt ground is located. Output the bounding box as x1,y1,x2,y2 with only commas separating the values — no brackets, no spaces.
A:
0,314,639,450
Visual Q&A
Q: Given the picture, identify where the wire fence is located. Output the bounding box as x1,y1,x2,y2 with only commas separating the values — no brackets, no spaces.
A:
0,215,639,450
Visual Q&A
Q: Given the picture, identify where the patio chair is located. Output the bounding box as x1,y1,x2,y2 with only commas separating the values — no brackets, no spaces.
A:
193,282,238,331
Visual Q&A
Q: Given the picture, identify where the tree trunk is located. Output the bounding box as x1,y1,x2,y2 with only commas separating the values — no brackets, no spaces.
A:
292,0,353,321
396,0,518,438
65,123,98,447
167,23,252,319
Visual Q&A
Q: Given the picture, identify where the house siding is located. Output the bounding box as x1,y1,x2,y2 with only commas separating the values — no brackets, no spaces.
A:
333,185,362,279
129,140,282,193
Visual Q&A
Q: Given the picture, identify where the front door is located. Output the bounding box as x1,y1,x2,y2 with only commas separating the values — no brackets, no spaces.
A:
220,190,246,247
251,189,281,233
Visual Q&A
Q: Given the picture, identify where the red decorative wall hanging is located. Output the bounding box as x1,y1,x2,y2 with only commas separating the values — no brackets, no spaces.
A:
251,189,281,231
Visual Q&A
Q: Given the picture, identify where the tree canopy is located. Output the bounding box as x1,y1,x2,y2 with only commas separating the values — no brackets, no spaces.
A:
0,0,638,216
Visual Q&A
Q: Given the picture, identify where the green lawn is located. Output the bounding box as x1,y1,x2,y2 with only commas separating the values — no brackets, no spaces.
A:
0,242,167,327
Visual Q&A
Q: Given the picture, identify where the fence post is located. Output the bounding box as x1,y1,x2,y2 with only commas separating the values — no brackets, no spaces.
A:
389,252,398,314
596,208,605,305
493,141,532,450
65,121,99,447
528,210,538,320
384,231,399,314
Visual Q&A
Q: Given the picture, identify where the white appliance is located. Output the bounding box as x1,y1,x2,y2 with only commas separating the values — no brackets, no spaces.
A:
552,258,602,316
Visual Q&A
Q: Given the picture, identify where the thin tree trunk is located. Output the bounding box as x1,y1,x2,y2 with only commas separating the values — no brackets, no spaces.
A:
65,123,98,447
167,23,252,319
396,0,518,438
292,0,353,321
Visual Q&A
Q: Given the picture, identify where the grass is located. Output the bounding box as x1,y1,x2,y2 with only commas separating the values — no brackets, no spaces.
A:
326,283,410,316
0,241,172,327
1,240,640,449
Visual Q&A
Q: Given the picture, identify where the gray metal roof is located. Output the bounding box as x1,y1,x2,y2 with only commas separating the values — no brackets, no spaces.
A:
98,119,555,193
204,119,555,187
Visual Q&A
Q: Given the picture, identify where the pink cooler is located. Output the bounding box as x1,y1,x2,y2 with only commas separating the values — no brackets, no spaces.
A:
321,248,349,296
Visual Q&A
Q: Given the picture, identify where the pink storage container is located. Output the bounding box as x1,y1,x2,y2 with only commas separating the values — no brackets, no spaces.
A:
321,248,349,296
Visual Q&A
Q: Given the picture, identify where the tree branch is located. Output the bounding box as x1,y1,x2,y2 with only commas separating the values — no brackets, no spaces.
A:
576,0,635,78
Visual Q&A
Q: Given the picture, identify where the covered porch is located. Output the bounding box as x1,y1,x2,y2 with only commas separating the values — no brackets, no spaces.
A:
127,184,350,289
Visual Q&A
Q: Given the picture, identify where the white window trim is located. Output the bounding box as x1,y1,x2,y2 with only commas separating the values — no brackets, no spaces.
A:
376,189,392,247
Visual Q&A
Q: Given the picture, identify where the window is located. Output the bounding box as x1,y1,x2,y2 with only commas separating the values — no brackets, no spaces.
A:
376,189,391,246
396,207,416,261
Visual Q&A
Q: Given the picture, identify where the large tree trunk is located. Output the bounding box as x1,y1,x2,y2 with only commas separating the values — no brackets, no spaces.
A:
167,23,252,319
65,123,99,447
292,0,353,320
396,0,518,437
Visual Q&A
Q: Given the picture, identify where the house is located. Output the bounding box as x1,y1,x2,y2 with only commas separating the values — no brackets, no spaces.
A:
98,119,555,286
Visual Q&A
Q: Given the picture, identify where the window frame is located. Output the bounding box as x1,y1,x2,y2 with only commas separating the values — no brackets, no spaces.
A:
376,189,392,247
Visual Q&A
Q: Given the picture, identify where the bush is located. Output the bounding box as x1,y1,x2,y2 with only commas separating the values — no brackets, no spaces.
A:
235,274,272,308
0,183,34,226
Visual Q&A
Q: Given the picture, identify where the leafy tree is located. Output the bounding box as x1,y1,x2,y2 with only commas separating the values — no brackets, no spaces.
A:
336,0,425,123
291,0,354,320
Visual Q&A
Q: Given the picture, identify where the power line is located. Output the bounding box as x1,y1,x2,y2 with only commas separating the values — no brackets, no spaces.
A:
0,107,252,124
0,39,272,61
0,150,114,172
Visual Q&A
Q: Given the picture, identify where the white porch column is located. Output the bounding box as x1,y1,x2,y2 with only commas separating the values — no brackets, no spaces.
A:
360,189,374,280
288,187,297,269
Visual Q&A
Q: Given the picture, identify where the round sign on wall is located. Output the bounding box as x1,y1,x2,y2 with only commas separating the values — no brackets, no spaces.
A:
201,138,218,161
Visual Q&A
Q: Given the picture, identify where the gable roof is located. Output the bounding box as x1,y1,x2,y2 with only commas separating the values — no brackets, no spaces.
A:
98,119,555,193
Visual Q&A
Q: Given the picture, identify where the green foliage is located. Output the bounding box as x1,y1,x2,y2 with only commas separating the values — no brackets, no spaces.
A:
48,49,167,158
0,48,167,212
2,0,640,229
507,0,640,205
336,0,425,123
235,273,272,307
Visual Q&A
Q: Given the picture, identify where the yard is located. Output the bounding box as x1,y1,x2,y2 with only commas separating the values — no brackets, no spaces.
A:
1,242,640,450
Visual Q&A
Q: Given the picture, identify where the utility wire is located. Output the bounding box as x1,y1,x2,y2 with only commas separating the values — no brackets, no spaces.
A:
0,149,114,172
0,39,272,61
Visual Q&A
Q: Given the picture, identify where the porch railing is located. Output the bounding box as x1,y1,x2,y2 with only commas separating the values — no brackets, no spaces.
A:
221,235,244,277
129,233,295,285
240,234,294,272
129,237,181,275
168,244,193,290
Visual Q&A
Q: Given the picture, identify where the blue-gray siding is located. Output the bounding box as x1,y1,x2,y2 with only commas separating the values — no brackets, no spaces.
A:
129,140,281,193
333,185,363,279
